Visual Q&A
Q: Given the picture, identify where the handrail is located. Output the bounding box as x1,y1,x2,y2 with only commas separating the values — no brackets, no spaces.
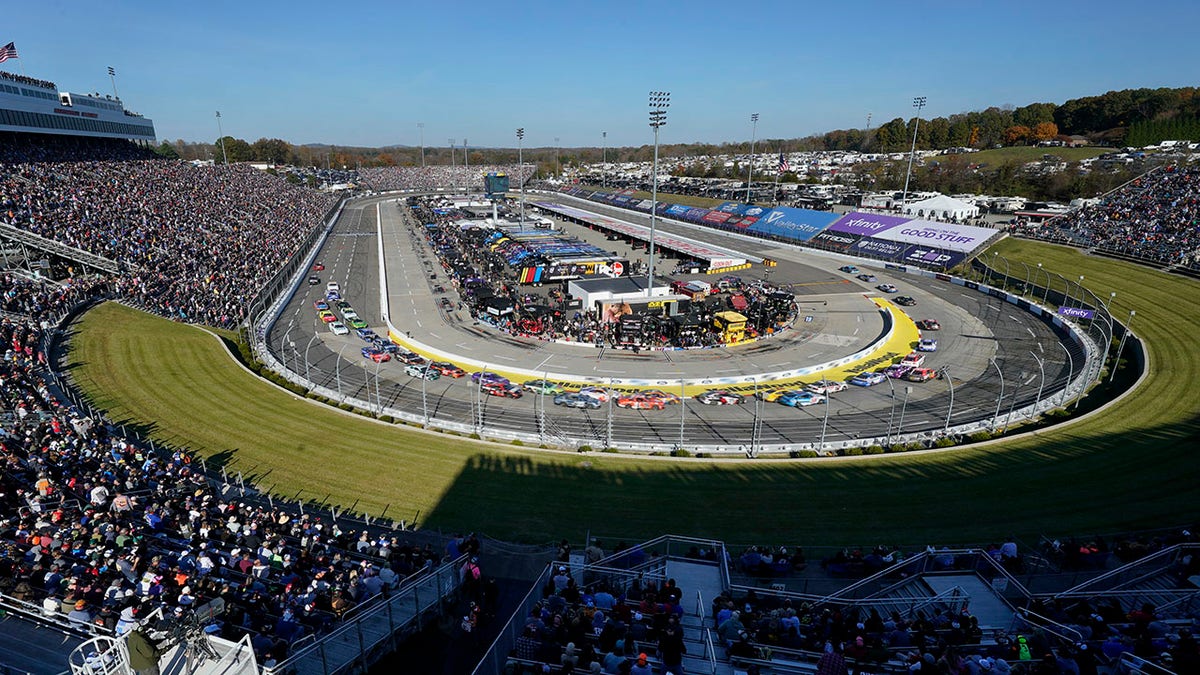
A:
704,627,717,675
696,589,705,625
1016,607,1084,644
1057,543,1196,596
824,551,931,602
0,591,111,639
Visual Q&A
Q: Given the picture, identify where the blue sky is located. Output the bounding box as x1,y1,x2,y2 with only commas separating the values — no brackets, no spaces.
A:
6,0,1198,149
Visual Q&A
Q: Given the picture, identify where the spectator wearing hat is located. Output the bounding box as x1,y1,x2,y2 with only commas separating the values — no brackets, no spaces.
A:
629,652,652,675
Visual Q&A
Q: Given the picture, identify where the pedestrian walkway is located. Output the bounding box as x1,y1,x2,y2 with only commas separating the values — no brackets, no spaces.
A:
924,573,1016,630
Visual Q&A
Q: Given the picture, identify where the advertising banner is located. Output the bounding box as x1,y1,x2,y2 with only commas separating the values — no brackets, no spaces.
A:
851,237,909,259
665,204,690,216
829,212,909,237
737,204,771,218
684,207,712,222
900,246,967,268
716,201,743,214
747,207,840,242
875,219,997,253
702,210,733,224
811,230,859,250
1057,306,1096,320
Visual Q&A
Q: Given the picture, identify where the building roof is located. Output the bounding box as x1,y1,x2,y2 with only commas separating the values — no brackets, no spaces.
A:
903,194,977,214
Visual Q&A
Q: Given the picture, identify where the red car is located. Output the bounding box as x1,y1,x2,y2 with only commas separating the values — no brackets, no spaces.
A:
429,361,465,378
482,382,523,398
313,262,326,271
916,319,941,331
616,394,665,410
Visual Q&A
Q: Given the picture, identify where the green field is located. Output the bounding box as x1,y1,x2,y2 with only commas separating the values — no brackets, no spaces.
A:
65,239,1200,546
958,146,1110,166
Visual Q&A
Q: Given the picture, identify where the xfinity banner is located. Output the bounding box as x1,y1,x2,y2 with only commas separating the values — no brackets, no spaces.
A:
748,207,840,242
830,212,908,237
876,219,997,253
851,237,909,259
1058,306,1096,320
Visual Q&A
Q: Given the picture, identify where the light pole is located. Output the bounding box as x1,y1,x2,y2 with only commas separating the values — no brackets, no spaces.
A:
1109,310,1136,384
647,91,670,297
215,111,229,166
107,66,119,100
989,358,1005,431
1058,342,1074,407
335,342,349,399
373,359,383,415
463,138,468,168
1004,375,1028,433
417,123,425,167
516,128,525,225
555,137,560,178
746,113,759,204
421,365,429,425
282,326,294,371
602,131,607,188
885,374,897,447
943,366,954,432
751,378,761,457
678,379,686,450
819,385,831,448
1039,263,1050,304
1030,352,1045,419
606,379,614,449
448,139,455,167
897,386,913,439
900,96,927,206
304,333,319,382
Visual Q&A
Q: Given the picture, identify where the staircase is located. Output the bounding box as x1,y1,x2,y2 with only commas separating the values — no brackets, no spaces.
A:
666,558,734,675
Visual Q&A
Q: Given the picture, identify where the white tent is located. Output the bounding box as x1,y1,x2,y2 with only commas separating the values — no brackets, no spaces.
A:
902,194,980,221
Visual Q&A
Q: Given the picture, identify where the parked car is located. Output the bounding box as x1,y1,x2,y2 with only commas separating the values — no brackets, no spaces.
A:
429,361,465,378
915,319,941,331
850,371,887,387
876,284,898,293
779,390,825,407
895,296,917,306
553,392,601,409
906,367,937,383
616,394,665,410
806,380,848,395
918,338,939,352
697,390,744,405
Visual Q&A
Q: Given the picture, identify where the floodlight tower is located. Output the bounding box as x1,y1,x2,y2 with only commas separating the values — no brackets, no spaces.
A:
746,113,759,203
901,96,927,206
214,111,229,166
417,122,425,167
647,91,670,297
517,128,526,225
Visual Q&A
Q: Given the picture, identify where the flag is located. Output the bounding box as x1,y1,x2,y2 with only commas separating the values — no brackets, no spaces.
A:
0,43,17,63
777,151,789,174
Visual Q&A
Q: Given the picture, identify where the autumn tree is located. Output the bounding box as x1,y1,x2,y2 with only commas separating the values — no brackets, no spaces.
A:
1004,125,1032,145
1032,122,1060,142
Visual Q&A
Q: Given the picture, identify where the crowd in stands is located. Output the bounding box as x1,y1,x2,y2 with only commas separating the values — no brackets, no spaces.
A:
0,71,57,91
1011,163,1200,268
0,273,108,324
0,133,337,328
360,165,534,193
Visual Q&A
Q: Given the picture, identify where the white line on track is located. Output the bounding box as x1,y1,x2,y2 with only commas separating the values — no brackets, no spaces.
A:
595,368,623,373
535,356,554,370
494,355,516,361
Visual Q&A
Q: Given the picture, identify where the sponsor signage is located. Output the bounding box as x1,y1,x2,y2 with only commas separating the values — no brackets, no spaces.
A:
748,207,840,242
811,230,858,249
851,237,909,259
684,207,712,221
737,204,769,217
702,210,733,224
708,257,741,269
902,246,966,268
876,219,997,253
716,201,743,214
829,212,908,237
665,204,690,216
1057,306,1095,320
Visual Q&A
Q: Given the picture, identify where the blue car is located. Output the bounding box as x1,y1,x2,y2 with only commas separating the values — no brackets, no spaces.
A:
850,371,887,387
779,391,826,407
356,328,377,341
918,338,938,352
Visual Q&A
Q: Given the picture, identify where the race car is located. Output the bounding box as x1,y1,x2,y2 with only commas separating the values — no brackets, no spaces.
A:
577,387,611,403
850,371,887,387
779,390,826,407
313,300,329,311
335,301,352,310
900,352,927,368
917,338,939,352
313,262,326,271
553,393,601,409
404,364,439,380
347,317,368,330
876,284,898,293
895,296,917,306
806,380,848,395
642,390,682,405
522,379,565,395
307,276,321,286
696,390,744,405
856,273,878,283
839,265,859,274
470,371,509,386
341,309,360,321
317,310,337,323
328,321,349,335
756,389,793,403
906,367,937,383
915,319,941,331
616,394,665,410
429,361,466,378
360,347,390,363
482,381,523,398
355,328,377,341
325,290,342,302
396,352,426,365
884,364,913,379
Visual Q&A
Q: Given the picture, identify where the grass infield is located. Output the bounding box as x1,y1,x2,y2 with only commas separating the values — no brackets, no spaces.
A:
66,239,1200,546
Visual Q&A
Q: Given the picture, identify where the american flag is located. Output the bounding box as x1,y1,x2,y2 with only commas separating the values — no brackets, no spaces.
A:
777,151,789,174
0,43,17,63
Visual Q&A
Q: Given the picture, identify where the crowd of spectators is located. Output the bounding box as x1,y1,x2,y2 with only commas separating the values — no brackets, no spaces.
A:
0,133,337,328
0,71,57,91
360,165,534,193
1011,163,1200,268
0,273,108,325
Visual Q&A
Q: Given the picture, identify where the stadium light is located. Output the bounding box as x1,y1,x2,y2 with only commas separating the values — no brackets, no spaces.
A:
1030,352,1045,420
820,380,830,447
885,375,897,447
1058,342,1073,407
900,96,927,206
464,138,469,169
107,66,119,100
417,123,425,167
746,113,759,203
989,359,1005,431
943,366,954,432
517,128,526,225
215,111,229,166
335,343,349,399
602,131,607,188
555,137,561,178
1108,309,1136,385
647,91,670,297
897,386,913,438
449,139,455,167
